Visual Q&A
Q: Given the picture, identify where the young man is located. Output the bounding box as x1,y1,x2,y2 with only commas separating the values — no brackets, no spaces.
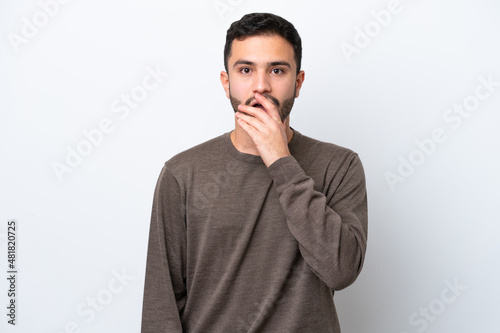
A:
141,13,368,332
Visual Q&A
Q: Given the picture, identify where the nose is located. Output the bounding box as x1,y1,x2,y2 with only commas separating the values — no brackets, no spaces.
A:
252,70,271,94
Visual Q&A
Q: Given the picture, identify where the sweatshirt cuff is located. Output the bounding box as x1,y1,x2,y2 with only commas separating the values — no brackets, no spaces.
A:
267,155,307,193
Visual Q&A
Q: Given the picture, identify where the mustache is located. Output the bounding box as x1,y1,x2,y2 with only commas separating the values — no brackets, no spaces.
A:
244,94,280,107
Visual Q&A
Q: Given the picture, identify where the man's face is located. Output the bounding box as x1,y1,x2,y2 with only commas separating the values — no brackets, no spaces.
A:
221,34,304,122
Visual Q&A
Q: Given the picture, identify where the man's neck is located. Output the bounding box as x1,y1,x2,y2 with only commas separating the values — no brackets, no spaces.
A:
230,118,294,156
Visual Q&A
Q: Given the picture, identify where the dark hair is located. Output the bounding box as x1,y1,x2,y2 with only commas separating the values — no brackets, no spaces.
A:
224,13,302,75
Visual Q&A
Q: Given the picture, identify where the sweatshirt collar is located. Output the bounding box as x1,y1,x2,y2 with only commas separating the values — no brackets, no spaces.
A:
224,127,302,164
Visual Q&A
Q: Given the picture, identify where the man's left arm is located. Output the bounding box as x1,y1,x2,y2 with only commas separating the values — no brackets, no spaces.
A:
267,153,367,290
236,93,367,290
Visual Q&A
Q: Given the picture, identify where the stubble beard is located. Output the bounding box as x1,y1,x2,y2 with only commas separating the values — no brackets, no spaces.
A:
229,84,296,123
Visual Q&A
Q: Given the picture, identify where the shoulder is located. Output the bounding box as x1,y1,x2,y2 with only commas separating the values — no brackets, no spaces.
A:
292,130,360,167
292,130,366,196
164,133,226,167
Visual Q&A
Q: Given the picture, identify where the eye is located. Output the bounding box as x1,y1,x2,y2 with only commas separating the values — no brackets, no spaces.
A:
272,68,285,75
239,67,251,74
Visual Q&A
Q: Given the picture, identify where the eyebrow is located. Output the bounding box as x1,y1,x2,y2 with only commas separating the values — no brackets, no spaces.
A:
233,60,292,69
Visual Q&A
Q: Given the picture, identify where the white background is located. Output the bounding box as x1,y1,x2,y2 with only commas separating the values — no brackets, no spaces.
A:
1,0,499,332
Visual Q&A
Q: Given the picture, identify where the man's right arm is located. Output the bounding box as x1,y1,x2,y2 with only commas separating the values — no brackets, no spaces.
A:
141,166,186,333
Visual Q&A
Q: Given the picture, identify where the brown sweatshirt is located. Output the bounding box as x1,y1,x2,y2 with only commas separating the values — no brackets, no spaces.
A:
141,129,368,332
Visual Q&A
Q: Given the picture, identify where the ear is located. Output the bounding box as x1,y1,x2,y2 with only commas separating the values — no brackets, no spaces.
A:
294,70,305,98
220,71,230,99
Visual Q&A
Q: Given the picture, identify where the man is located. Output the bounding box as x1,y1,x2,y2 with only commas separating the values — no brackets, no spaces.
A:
141,13,367,332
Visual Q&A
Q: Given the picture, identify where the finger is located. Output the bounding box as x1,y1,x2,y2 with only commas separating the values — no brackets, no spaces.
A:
237,104,268,121
254,93,281,122
236,115,260,138
235,111,265,132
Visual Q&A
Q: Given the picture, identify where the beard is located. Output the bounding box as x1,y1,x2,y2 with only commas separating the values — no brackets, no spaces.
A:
229,84,296,122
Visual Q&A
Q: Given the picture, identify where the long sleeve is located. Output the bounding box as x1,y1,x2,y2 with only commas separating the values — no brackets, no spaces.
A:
267,152,368,290
141,166,187,332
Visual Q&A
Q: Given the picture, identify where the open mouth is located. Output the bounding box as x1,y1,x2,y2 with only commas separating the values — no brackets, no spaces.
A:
251,103,266,111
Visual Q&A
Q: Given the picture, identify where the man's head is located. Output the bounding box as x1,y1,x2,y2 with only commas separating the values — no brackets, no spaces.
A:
221,13,305,122
224,13,302,76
